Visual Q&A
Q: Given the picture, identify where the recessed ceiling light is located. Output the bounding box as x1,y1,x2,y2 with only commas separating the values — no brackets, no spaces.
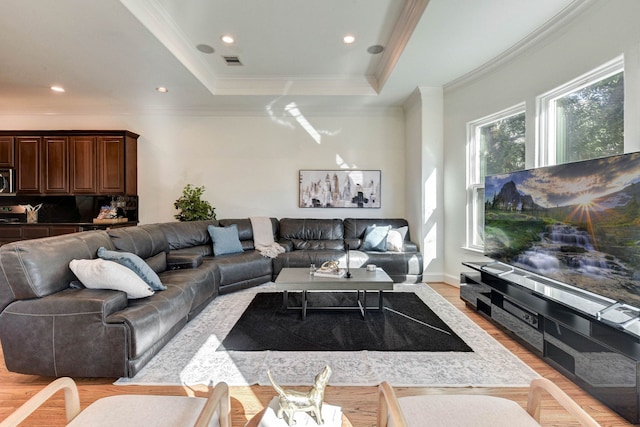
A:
156,87,169,93
50,85,65,92
367,45,384,54
342,35,355,44
196,44,215,54
221,34,235,44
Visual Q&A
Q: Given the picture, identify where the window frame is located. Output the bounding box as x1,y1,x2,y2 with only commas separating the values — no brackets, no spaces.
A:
466,103,526,252
536,55,624,167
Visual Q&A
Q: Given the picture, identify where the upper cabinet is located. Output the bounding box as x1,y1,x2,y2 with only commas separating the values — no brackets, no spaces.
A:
97,136,125,194
1,130,138,196
16,136,41,193
70,136,97,194
42,136,69,194
0,136,15,168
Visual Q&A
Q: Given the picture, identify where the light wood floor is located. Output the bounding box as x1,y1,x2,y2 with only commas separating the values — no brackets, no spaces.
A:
0,282,636,426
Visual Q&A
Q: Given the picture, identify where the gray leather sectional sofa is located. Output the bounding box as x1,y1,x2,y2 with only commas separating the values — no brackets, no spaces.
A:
0,217,423,378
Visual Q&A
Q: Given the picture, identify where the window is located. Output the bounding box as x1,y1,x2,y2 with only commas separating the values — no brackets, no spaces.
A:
465,58,625,253
537,56,624,166
467,105,526,250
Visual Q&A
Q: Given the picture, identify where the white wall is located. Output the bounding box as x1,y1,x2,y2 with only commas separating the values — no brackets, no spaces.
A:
0,109,407,223
442,0,640,285
405,87,444,281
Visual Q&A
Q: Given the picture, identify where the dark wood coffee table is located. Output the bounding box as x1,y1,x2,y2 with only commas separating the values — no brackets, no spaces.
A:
274,267,393,320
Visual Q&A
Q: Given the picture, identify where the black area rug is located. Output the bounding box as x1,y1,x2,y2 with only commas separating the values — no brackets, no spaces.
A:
218,292,472,352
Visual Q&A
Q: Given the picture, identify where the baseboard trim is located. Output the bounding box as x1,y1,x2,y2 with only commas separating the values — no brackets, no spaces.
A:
422,272,443,283
423,272,460,287
443,273,460,287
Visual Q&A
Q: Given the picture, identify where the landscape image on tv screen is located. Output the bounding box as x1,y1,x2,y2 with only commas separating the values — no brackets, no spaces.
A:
484,151,640,308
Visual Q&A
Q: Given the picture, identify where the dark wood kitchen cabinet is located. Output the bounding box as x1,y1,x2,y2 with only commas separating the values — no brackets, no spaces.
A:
97,136,125,194
0,225,52,245
18,135,70,194
1,130,138,196
42,136,69,194
97,133,137,195
0,226,21,245
70,136,97,194
0,136,15,168
16,136,41,193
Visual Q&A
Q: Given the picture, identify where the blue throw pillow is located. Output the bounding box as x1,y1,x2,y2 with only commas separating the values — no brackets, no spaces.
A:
97,247,166,291
361,225,392,252
208,224,244,256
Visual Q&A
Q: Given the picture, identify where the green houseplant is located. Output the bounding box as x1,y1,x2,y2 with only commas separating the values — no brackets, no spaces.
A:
174,184,216,221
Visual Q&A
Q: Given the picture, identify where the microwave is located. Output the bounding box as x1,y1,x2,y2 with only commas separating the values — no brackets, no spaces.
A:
0,169,15,193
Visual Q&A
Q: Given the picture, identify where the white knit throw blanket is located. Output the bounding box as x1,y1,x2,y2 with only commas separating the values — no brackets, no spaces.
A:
250,216,285,258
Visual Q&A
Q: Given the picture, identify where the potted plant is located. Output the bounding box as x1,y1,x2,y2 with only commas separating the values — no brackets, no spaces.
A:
174,184,216,221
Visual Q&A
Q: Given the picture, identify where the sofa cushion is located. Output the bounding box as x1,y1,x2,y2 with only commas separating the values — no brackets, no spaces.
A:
69,259,154,299
169,245,213,258
208,224,244,256
145,251,168,274
106,284,192,358
159,267,217,316
362,225,391,252
205,250,272,287
97,247,166,291
387,226,408,252
166,253,204,270
0,231,115,305
292,239,344,251
107,224,169,260
159,220,218,250
279,218,345,251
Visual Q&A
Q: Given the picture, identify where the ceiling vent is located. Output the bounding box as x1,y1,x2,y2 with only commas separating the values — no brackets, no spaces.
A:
222,56,243,66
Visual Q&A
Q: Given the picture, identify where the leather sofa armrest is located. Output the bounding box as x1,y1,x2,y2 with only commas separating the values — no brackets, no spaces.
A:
0,288,130,377
167,253,204,270
403,242,419,252
3,288,128,318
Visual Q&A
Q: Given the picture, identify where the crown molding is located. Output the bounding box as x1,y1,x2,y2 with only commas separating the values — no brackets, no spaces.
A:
211,76,378,96
373,0,431,93
0,103,403,118
443,0,597,93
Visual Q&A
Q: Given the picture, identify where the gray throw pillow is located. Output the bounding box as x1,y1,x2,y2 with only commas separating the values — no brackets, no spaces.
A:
207,224,244,256
97,246,166,291
361,225,392,252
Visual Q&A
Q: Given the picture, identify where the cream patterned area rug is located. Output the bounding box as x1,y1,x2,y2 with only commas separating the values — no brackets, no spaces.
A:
115,283,539,387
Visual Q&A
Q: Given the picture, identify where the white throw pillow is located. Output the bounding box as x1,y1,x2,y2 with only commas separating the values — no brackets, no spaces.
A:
69,259,154,299
386,226,408,252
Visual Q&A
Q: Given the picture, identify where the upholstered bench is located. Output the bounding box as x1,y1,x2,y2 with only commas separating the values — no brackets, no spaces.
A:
377,378,600,427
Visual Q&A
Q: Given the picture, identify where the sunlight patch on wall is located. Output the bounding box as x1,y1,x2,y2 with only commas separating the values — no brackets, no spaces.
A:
265,95,341,144
285,102,322,144
423,222,437,269
266,97,296,130
424,169,437,222
336,154,358,169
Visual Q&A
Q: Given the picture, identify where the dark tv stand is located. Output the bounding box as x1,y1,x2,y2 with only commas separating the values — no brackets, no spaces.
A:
461,261,640,423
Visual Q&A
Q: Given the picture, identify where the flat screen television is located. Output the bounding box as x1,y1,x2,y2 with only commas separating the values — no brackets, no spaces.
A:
484,151,640,308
